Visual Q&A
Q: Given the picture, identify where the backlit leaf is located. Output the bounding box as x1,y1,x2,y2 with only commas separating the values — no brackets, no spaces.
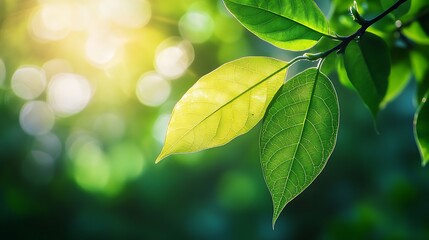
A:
223,0,330,51
337,57,355,90
156,57,288,162
403,22,429,45
260,68,339,227
411,49,429,102
414,92,429,166
381,48,411,107
343,32,390,117
312,37,339,75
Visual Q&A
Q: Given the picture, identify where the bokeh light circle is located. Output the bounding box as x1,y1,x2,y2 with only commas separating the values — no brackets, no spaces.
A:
179,10,215,44
98,0,152,28
19,101,55,136
155,38,195,79
42,59,74,80
85,33,123,67
30,4,71,41
136,72,171,107
33,133,62,159
73,140,110,192
11,66,47,100
47,73,92,116
93,113,126,141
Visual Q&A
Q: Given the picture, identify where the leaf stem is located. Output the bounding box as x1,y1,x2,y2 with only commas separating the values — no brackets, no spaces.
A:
287,55,309,66
311,0,408,59
285,0,408,69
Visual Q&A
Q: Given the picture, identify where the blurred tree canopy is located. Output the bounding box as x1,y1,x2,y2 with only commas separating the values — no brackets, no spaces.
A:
1,0,429,239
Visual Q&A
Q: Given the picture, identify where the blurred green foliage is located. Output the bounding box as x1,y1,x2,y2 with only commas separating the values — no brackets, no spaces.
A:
0,0,429,239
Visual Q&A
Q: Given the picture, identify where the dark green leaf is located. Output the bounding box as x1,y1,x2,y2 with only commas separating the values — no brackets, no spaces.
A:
223,0,330,51
260,68,339,227
414,93,429,166
343,32,390,117
418,8,429,36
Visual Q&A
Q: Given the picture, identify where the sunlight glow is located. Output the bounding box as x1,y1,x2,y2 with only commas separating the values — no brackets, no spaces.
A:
42,59,73,80
85,33,123,67
98,0,152,28
30,4,71,41
19,101,55,136
47,73,92,116
12,66,47,100
155,38,194,79
136,72,171,107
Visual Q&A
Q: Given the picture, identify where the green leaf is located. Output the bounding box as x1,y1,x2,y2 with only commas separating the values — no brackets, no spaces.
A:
410,49,429,81
343,32,390,117
414,93,429,166
260,68,339,227
418,8,429,36
403,22,429,45
156,57,288,162
417,72,429,103
410,49,429,102
311,37,338,75
381,48,411,107
330,0,359,36
223,0,330,51
337,57,355,90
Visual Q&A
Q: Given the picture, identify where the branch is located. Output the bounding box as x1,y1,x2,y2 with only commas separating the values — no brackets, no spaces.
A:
306,0,408,60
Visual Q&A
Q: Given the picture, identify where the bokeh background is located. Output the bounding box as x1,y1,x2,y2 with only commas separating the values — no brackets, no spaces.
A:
1,0,428,239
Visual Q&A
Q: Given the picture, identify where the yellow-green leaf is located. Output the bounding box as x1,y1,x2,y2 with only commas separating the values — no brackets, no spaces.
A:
156,57,288,162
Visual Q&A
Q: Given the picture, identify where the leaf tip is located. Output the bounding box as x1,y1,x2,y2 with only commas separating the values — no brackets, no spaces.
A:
422,157,428,167
155,152,168,164
271,211,280,230
271,219,276,230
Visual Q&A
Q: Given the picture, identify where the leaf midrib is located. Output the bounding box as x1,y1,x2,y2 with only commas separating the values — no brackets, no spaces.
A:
164,64,288,157
275,70,319,217
225,0,329,36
